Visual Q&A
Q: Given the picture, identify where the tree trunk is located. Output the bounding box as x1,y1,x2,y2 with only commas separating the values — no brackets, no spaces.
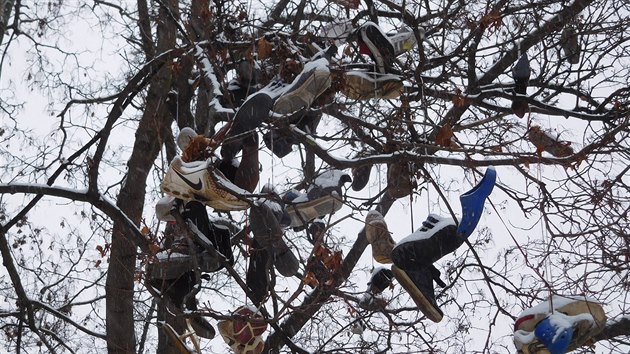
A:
105,0,178,352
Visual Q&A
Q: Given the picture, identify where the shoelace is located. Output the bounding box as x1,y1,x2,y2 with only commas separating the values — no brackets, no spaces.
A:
419,217,438,231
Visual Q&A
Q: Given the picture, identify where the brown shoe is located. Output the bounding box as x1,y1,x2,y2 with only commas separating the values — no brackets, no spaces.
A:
342,71,403,100
386,161,416,199
365,211,395,263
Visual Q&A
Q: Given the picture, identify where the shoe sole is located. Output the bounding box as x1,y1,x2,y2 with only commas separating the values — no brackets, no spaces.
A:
222,92,273,160
189,317,216,339
343,71,403,100
287,194,343,227
161,323,197,354
273,69,331,115
391,265,443,323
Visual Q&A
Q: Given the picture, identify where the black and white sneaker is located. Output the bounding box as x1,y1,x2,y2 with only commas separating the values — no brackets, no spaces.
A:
358,22,395,74
391,214,460,269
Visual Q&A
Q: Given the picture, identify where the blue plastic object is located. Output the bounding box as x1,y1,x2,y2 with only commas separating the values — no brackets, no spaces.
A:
457,167,497,238
534,316,573,354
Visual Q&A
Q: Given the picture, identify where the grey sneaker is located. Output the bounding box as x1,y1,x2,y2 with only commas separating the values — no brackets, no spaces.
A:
177,127,198,151
285,170,351,227
156,195,178,223
272,57,332,116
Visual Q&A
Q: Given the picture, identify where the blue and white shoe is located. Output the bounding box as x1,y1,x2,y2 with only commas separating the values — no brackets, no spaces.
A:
534,316,573,354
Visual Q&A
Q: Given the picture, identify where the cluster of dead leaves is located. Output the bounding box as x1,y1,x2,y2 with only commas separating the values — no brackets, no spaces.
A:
257,37,273,60
435,123,461,149
451,88,471,108
182,135,217,162
304,245,343,289
480,9,502,32
386,161,417,199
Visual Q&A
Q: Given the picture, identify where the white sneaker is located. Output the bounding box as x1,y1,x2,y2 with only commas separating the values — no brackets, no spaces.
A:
160,156,249,211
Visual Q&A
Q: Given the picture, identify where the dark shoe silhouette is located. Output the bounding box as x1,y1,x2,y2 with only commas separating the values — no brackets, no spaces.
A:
391,265,443,322
250,203,299,277
561,27,580,65
221,91,273,160
246,241,270,306
351,164,372,191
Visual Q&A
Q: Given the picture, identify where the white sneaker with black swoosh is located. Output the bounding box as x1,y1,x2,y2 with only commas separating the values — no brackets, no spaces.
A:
160,156,249,211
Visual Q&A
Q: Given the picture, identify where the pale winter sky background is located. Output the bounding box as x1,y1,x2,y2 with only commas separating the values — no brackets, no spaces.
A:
0,1,627,353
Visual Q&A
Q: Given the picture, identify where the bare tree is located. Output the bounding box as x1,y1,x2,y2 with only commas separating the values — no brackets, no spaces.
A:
1,0,629,353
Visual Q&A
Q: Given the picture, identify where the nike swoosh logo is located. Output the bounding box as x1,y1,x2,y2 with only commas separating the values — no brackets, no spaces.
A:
173,169,203,191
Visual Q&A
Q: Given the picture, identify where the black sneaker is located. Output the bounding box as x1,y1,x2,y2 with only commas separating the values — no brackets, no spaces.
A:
151,272,216,339
263,110,322,158
368,267,394,294
182,201,234,266
511,99,529,118
351,164,372,191
390,214,460,269
246,240,271,306
391,265,443,323
260,183,292,227
230,133,260,193
263,129,295,158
